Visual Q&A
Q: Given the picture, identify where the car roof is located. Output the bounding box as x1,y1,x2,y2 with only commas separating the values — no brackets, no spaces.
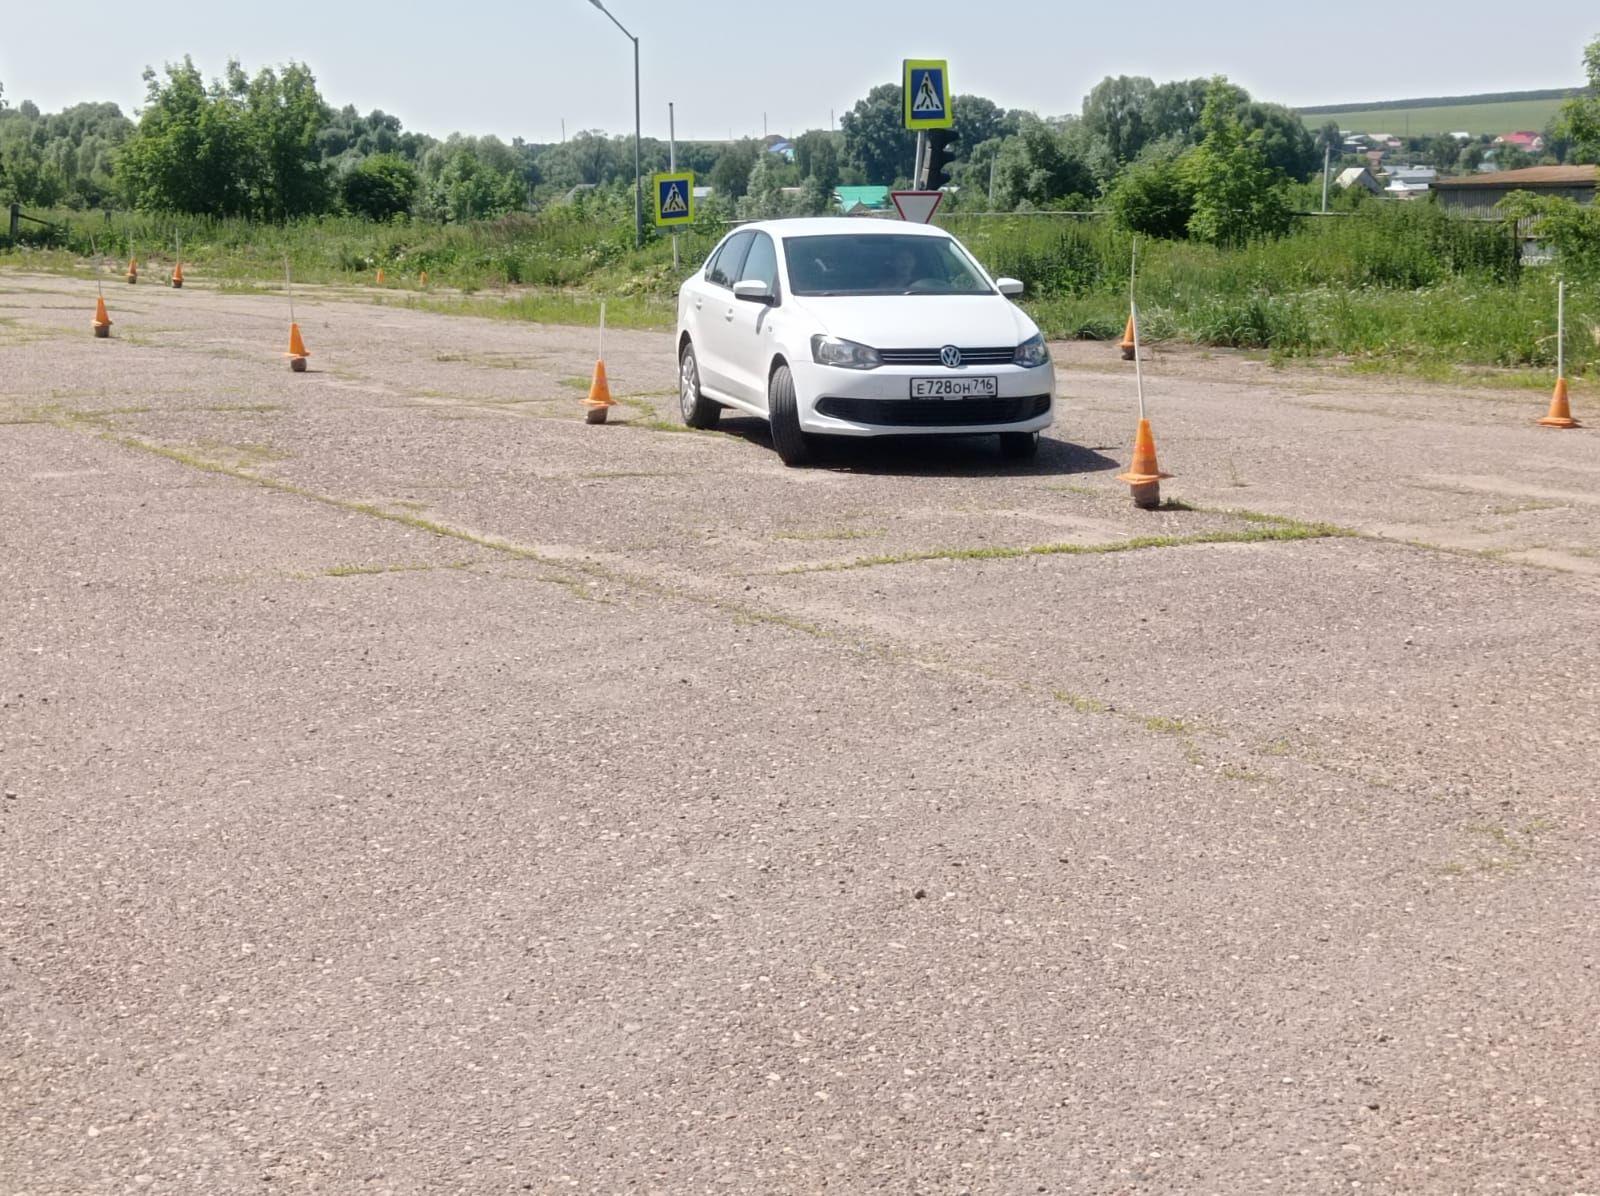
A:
742,217,953,240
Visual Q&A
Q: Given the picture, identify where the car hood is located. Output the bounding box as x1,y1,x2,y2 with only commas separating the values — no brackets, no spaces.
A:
786,294,1037,350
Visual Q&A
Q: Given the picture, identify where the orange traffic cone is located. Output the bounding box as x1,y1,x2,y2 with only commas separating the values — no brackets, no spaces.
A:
419,270,428,288
92,295,112,338
1119,313,1137,361
375,267,386,285
171,261,184,289
1116,418,1173,508
584,359,615,424
126,258,138,284
1538,377,1579,429
285,322,310,372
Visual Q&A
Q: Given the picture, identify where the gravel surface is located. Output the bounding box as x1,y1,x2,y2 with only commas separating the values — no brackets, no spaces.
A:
3,272,1597,1194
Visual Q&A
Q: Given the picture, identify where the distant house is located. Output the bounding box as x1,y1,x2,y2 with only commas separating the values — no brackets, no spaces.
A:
763,134,796,163
1335,166,1383,194
1386,165,1437,190
1494,131,1546,153
1434,165,1597,215
1368,132,1403,149
1449,131,1472,142
1365,149,1386,169
1385,179,1431,199
834,185,891,213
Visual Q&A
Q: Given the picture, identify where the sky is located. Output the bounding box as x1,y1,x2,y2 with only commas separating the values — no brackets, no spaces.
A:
3,0,1595,144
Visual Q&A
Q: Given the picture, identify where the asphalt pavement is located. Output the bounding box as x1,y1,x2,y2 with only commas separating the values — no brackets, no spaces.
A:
3,272,1597,1194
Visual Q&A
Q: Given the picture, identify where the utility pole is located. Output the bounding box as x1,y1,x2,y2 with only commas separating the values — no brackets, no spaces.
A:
1321,143,1332,214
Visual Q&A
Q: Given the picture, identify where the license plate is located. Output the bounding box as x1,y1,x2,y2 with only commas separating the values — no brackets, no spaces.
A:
910,376,998,399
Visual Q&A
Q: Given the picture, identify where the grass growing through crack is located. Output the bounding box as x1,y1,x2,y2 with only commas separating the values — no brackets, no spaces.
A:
1052,690,1107,715
782,520,1351,574
309,560,471,579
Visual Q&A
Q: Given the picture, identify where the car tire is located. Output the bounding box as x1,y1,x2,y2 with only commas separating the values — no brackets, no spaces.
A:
679,342,720,429
999,431,1040,460
768,364,813,467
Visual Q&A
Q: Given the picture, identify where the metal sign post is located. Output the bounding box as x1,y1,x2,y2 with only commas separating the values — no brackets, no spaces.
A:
669,102,679,272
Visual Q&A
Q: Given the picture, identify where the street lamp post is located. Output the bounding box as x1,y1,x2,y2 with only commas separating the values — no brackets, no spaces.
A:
587,0,642,249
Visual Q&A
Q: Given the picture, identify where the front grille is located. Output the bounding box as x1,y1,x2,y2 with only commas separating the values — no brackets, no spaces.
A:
878,346,1016,366
815,394,1051,428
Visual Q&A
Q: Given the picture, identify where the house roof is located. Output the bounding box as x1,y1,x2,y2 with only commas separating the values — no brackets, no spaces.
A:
833,185,891,209
1434,165,1597,189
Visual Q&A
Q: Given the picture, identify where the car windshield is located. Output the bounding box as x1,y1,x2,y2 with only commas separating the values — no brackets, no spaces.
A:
782,234,993,297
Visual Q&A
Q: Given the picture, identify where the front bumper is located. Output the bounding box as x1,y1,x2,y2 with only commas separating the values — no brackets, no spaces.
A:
791,360,1057,437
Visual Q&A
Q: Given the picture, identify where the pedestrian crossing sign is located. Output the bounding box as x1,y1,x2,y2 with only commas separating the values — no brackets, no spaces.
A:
654,172,695,227
903,60,953,129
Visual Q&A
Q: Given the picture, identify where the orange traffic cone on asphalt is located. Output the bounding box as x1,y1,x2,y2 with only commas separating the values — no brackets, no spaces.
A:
1538,377,1579,428
126,257,138,284
92,295,112,338
584,301,616,424
584,359,615,424
285,322,310,372
1116,418,1173,508
1119,312,1137,361
171,261,184,288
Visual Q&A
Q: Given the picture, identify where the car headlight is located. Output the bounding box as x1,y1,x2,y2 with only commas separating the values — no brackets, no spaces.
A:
811,335,881,370
1014,333,1051,368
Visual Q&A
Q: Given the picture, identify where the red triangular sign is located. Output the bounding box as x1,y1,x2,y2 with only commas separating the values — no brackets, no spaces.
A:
891,190,943,223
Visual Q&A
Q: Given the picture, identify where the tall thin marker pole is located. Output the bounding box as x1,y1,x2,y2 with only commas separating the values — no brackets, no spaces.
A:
669,101,679,273
599,299,606,364
284,253,295,325
1321,143,1331,215
632,34,642,250
90,234,103,298
1130,239,1145,421
1557,277,1565,381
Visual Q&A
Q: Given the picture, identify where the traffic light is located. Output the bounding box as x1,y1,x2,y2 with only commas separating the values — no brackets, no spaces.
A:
920,129,955,190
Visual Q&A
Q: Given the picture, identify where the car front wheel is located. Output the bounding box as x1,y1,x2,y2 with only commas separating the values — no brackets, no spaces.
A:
679,342,721,429
768,364,813,467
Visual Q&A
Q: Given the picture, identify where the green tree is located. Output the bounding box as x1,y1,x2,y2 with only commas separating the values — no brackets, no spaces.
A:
1426,134,1462,171
990,116,1096,209
341,153,417,219
950,95,1017,161
1182,78,1294,246
119,58,252,215
709,139,760,199
1500,189,1600,277
1081,75,1155,163
792,129,841,194
840,83,916,184
1147,78,1209,144
1557,36,1600,162
239,62,331,219
1107,147,1195,239
1240,101,1319,181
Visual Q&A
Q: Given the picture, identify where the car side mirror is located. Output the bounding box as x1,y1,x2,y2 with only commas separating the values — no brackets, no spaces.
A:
733,279,776,304
996,277,1024,297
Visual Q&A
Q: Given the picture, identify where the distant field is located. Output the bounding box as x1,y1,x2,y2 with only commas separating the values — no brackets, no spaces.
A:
1299,98,1568,138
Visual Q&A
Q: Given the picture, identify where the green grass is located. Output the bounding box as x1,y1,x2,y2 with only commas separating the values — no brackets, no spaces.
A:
782,521,1351,575
7,193,1596,375
1299,98,1566,137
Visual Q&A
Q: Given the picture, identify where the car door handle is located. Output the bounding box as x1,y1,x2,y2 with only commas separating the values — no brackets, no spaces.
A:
724,307,735,322
694,297,702,310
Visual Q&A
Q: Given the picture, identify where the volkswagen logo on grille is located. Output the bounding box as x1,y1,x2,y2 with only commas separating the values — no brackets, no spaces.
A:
940,345,962,368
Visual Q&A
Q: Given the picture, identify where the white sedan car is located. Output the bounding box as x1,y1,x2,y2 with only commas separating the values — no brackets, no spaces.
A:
675,217,1055,466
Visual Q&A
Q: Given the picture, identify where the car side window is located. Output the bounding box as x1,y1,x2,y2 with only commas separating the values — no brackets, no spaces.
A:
738,232,779,295
705,232,754,289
